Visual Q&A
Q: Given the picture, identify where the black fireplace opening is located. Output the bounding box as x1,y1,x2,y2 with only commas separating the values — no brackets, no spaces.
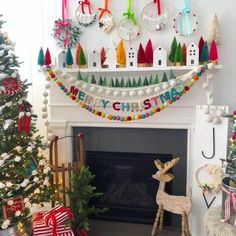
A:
86,151,173,225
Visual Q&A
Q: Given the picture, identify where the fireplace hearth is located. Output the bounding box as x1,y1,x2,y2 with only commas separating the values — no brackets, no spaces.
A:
87,151,173,224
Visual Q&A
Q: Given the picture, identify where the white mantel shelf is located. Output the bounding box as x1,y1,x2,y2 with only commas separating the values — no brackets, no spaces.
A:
62,65,223,74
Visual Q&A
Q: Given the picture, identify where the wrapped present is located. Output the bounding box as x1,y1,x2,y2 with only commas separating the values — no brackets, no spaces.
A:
32,212,74,236
43,205,74,228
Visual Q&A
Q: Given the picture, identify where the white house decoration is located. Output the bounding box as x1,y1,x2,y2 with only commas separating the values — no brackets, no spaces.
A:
187,43,199,66
153,46,167,68
103,40,117,69
88,50,101,68
57,50,66,69
126,47,137,68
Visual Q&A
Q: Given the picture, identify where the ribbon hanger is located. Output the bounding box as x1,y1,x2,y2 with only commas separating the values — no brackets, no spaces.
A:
179,0,191,36
153,0,161,16
123,0,137,25
98,0,111,19
79,0,92,15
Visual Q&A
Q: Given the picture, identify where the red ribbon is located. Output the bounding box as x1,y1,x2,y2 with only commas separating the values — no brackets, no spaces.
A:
98,0,111,19
44,208,74,236
153,0,161,15
76,228,88,236
79,0,92,15
54,20,69,48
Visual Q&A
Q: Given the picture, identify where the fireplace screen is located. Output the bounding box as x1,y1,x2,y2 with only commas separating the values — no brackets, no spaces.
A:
86,151,173,224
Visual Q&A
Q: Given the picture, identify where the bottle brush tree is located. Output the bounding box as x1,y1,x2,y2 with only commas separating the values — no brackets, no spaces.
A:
145,39,153,65
137,43,145,65
169,37,177,64
116,40,126,66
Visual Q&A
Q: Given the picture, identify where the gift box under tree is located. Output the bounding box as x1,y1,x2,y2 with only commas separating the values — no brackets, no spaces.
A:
32,205,74,236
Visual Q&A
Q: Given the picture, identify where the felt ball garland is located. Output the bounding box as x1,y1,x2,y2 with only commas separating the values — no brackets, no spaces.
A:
42,64,213,122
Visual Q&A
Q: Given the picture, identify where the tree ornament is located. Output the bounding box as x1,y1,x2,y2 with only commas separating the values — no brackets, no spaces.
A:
137,43,146,66
1,77,23,95
209,40,218,64
103,39,116,68
78,47,87,68
75,43,81,66
209,14,220,44
100,47,106,67
173,0,198,37
75,0,96,27
66,46,74,68
37,47,44,66
145,39,153,66
141,0,168,31
98,0,114,33
174,43,183,66
200,41,209,64
44,48,52,66
116,40,126,67
17,101,32,133
117,0,140,41
198,36,204,60
169,37,177,64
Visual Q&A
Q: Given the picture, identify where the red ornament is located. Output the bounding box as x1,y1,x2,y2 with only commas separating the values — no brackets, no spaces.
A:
2,77,19,93
145,39,153,65
18,101,32,133
44,48,52,66
137,43,146,64
3,196,24,219
209,40,218,63
198,37,204,60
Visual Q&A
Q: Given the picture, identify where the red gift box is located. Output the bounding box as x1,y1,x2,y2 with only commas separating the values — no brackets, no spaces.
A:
43,205,74,228
32,212,74,236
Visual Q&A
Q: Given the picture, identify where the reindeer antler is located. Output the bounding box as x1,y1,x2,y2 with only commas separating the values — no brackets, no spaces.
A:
163,158,180,174
154,159,164,171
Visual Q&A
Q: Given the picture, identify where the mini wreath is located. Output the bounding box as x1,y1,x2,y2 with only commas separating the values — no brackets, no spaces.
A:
141,2,169,32
52,18,80,48
75,0,96,27
195,164,223,194
173,11,198,37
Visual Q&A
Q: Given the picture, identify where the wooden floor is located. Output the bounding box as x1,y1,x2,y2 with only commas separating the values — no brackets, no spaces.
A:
90,220,179,236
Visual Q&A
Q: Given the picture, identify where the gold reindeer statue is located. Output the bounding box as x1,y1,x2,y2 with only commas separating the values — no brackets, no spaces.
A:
151,158,192,236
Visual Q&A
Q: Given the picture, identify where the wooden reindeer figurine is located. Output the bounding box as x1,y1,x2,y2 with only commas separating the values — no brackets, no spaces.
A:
151,158,192,236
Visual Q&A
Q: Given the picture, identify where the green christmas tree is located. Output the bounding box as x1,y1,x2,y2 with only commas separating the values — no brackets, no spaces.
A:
174,43,183,65
162,72,168,82
102,77,108,86
154,74,159,84
169,37,177,64
115,78,120,87
143,77,149,86
109,79,115,87
126,79,132,87
37,47,44,66
66,166,106,233
77,71,83,81
78,47,87,66
149,75,154,85
0,16,52,234
91,75,97,84
98,76,103,85
225,111,236,185
169,70,176,80
137,77,142,87
66,46,73,66
200,41,209,63
120,78,125,88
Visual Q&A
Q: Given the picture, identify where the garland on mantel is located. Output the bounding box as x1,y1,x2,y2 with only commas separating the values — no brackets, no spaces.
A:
42,63,215,122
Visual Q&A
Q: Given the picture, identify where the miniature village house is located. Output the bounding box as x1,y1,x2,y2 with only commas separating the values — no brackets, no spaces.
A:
186,43,199,66
153,46,167,68
126,47,137,68
57,50,66,69
88,50,101,68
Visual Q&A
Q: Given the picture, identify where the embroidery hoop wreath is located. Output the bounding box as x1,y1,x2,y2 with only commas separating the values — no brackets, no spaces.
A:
52,18,81,48
195,164,224,194
75,1,96,27
141,2,169,32
173,11,198,37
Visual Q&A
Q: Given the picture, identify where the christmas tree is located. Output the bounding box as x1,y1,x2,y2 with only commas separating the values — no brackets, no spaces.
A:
209,40,218,64
100,47,106,66
0,16,52,233
225,111,236,186
145,39,153,65
182,43,187,66
116,40,126,66
174,43,182,66
44,48,51,66
198,37,205,61
66,46,74,67
200,41,209,64
169,37,177,64
37,47,44,66
75,43,81,66
78,47,87,67
137,43,145,65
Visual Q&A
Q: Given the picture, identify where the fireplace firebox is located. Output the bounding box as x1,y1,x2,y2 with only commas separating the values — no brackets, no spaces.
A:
86,151,173,224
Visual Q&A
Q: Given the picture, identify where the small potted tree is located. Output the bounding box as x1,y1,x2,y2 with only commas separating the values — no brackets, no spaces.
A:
222,111,236,225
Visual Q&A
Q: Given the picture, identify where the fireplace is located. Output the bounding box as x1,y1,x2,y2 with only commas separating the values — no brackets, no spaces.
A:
86,151,173,224
73,127,187,226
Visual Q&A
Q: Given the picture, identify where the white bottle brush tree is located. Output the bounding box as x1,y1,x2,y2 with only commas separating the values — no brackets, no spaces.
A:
0,15,53,234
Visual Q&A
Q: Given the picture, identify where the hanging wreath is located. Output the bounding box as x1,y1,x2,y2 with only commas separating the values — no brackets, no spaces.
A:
75,0,96,27
195,164,223,193
141,0,169,31
173,0,198,37
117,0,140,41
53,0,80,48
98,0,114,33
